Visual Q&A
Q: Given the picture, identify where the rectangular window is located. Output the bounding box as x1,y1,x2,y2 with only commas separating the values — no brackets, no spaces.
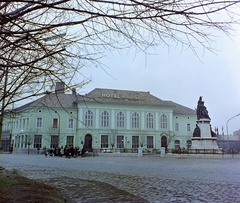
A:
132,136,139,148
26,118,29,128
187,124,191,132
117,135,124,148
53,118,58,128
36,118,42,128
21,135,24,148
101,135,109,148
34,135,42,148
68,119,73,129
17,136,20,148
50,135,58,148
25,135,27,148
175,123,179,131
66,136,74,146
147,136,154,148
23,119,25,129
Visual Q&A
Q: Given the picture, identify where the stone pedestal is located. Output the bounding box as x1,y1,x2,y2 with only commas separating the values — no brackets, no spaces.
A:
191,137,219,149
138,147,143,157
160,147,165,157
191,119,219,150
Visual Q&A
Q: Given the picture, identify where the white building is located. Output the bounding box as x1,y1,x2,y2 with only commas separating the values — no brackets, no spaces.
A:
2,84,197,153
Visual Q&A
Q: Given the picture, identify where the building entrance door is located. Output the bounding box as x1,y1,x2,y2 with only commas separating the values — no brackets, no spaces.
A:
84,134,92,152
161,136,167,148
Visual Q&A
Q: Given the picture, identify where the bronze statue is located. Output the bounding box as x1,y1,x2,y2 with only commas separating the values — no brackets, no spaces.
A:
193,124,201,137
196,96,210,120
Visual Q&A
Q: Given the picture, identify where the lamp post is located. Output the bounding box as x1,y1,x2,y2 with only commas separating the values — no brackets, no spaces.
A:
226,113,240,136
226,113,240,149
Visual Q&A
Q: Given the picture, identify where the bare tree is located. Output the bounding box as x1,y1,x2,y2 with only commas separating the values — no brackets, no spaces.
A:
139,130,147,148
110,130,117,150
25,134,34,154
1,0,240,148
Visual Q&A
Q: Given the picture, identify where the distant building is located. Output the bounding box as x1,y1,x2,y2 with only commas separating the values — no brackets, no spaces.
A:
2,83,197,153
233,129,240,136
217,133,240,151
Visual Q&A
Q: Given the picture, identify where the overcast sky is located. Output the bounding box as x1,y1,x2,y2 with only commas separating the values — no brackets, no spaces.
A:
79,26,240,135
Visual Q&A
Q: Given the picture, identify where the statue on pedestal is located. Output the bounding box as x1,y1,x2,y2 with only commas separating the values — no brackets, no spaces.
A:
193,124,200,137
191,97,219,150
196,96,210,120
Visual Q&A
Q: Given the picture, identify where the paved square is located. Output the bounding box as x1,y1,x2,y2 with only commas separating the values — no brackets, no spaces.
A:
1,154,240,202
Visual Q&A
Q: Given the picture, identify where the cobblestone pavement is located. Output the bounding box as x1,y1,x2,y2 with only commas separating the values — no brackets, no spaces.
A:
1,154,240,203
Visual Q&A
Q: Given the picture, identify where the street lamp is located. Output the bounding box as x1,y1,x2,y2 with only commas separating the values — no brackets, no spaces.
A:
226,113,240,136
226,113,240,149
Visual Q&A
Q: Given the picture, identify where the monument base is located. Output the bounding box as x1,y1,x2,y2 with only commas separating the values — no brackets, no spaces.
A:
191,137,219,150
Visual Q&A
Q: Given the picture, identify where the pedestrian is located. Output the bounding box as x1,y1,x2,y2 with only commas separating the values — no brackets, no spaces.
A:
60,146,64,157
44,148,48,157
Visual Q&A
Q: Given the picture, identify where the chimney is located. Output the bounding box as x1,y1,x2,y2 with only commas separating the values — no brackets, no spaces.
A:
72,88,76,95
55,82,65,94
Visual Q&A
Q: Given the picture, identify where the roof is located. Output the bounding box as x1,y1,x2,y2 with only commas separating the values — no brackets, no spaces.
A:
169,101,196,115
15,93,78,112
79,88,196,115
79,88,173,107
13,88,196,116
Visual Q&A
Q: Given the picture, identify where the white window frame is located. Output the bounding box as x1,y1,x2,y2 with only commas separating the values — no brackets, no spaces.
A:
68,118,73,129
85,110,93,127
132,136,139,148
66,135,74,146
101,111,109,128
160,114,167,129
132,112,140,128
53,118,58,128
101,135,109,148
117,112,124,128
50,135,58,148
34,135,42,148
117,135,124,148
146,113,154,129
187,124,191,132
147,136,154,148
175,123,179,131
36,118,42,128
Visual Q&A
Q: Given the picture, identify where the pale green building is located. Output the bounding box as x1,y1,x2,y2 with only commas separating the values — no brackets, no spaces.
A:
2,83,196,153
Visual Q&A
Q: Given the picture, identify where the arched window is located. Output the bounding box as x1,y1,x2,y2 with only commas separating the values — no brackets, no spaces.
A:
132,112,139,128
160,114,167,129
146,113,153,129
101,111,109,127
117,112,124,128
85,110,93,127
174,140,180,149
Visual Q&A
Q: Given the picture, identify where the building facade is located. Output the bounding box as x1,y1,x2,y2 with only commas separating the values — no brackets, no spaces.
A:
2,84,197,153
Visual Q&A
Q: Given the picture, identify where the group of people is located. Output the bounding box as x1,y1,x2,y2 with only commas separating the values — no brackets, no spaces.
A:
44,145,88,158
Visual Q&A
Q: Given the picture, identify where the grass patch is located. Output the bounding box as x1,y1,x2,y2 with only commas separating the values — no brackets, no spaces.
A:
0,168,64,203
